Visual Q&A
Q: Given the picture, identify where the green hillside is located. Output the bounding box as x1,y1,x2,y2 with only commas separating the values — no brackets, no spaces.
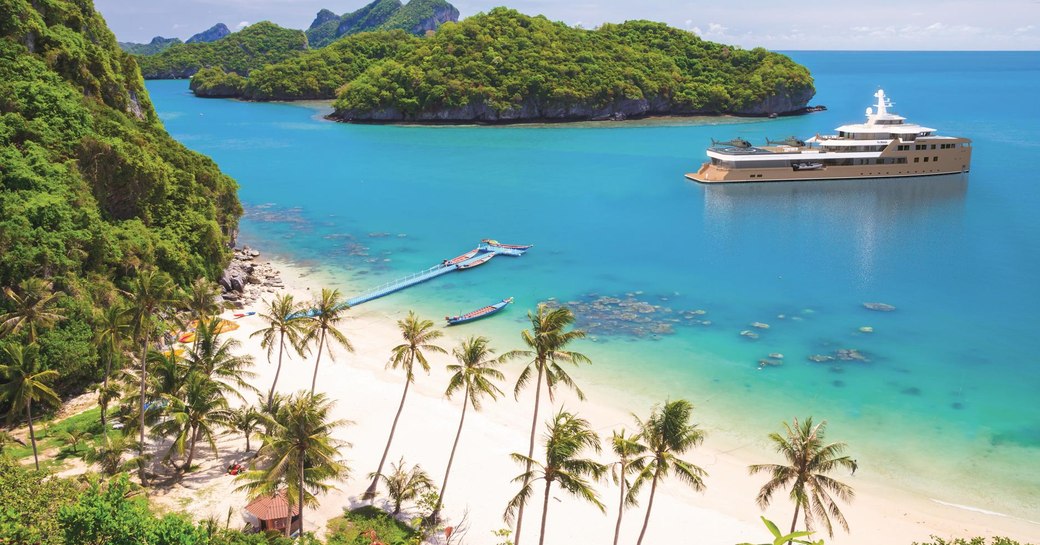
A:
0,0,241,392
135,21,308,79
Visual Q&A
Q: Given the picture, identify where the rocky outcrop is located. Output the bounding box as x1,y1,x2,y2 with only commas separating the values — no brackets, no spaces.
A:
407,3,459,34
306,0,457,47
310,9,340,29
187,23,231,44
219,246,285,308
330,84,816,124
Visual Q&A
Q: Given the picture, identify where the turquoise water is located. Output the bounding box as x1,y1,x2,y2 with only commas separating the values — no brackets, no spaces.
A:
148,51,1040,518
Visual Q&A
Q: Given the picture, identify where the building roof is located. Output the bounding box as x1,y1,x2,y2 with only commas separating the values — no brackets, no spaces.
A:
244,489,300,521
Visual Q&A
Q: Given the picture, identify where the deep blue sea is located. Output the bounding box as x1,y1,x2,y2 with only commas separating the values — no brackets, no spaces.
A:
148,51,1040,518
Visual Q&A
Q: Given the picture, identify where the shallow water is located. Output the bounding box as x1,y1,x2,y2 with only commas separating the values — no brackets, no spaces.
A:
149,51,1040,518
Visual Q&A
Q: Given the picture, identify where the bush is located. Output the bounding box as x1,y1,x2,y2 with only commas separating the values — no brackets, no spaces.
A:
326,505,419,545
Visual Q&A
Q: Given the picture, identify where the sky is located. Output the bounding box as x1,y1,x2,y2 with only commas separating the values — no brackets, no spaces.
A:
94,0,1040,50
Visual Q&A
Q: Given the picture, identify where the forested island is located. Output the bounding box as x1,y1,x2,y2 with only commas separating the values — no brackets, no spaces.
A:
185,8,815,122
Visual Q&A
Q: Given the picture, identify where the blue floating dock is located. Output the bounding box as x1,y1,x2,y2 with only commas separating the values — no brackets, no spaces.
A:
339,242,530,309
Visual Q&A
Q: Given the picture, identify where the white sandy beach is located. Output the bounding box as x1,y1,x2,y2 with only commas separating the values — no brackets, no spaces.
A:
150,257,1040,545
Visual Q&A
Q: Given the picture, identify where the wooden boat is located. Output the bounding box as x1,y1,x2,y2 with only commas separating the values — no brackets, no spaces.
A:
481,239,534,250
446,297,514,325
233,311,256,319
457,253,494,270
178,332,196,343
444,248,480,266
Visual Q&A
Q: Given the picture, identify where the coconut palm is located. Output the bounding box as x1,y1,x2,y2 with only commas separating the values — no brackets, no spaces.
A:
503,304,590,545
430,336,505,523
748,417,857,536
363,311,445,500
228,404,262,452
186,317,256,399
250,294,307,407
183,277,223,320
301,289,353,395
236,391,350,536
127,269,178,483
0,278,66,343
85,433,141,476
633,399,708,545
505,409,606,545
95,303,131,429
148,348,188,402
152,373,231,472
610,429,649,545
0,343,61,470
61,428,94,454
369,457,434,516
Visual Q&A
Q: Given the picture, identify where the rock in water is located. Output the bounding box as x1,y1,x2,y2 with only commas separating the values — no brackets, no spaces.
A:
859,326,874,333
863,302,896,312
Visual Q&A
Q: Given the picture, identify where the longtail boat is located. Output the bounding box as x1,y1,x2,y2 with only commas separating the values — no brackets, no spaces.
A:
444,248,480,266
446,297,514,325
481,239,534,251
457,253,494,269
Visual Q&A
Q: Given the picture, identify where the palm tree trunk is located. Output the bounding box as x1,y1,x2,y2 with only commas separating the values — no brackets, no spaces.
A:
635,470,660,545
298,456,306,537
183,425,200,471
789,502,801,534
309,329,326,395
514,362,545,545
138,335,149,485
100,350,111,430
613,462,626,545
431,384,469,523
268,330,286,405
537,479,552,545
244,429,251,452
27,400,39,471
365,375,411,500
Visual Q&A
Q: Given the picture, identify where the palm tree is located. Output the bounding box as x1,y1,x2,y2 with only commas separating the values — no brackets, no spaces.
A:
633,399,708,545
748,417,857,537
609,429,648,545
95,303,130,429
364,311,445,501
301,289,353,395
62,428,94,454
369,457,434,516
430,336,505,523
250,294,307,407
505,409,606,545
0,343,61,470
0,429,26,454
236,391,350,536
127,269,178,483
0,278,66,343
152,373,231,472
183,277,223,320
503,304,590,545
186,317,256,399
85,433,141,476
228,405,262,452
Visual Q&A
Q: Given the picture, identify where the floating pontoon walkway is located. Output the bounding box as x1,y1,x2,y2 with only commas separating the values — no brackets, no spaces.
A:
340,241,530,308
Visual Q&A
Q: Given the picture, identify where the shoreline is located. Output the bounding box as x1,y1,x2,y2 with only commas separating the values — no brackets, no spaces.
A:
156,250,1040,544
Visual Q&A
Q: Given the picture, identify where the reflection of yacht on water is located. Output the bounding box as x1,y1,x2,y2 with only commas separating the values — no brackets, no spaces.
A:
687,89,972,183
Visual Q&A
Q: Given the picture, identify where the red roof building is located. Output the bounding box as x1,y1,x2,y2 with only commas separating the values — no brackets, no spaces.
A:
242,489,302,536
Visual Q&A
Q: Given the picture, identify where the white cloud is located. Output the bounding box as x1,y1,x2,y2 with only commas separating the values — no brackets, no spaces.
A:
236,21,250,29
707,22,727,34
1014,24,1036,33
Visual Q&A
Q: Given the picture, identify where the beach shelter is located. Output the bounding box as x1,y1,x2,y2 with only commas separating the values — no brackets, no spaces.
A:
242,489,301,536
